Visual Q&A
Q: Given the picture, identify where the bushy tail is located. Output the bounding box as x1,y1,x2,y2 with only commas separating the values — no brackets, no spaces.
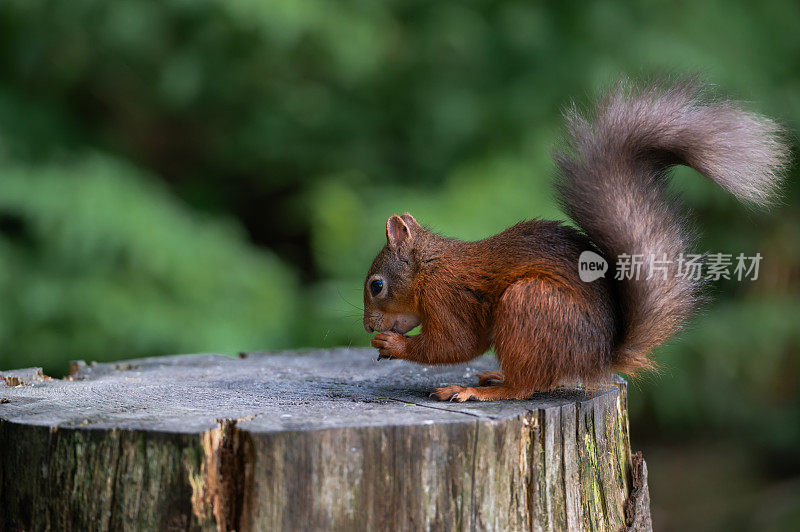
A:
553,77,790,373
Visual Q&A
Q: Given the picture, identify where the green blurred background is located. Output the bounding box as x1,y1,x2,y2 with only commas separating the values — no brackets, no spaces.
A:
0,0,798,528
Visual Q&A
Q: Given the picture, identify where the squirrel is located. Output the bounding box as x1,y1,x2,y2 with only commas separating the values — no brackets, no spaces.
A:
363,77,790,402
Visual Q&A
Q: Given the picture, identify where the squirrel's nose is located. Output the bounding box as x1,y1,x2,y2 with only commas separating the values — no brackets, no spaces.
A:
365,323,375,333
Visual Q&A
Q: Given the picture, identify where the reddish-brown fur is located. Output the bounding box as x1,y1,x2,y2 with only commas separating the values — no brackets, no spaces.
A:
364,78,789,401
367,219,618,400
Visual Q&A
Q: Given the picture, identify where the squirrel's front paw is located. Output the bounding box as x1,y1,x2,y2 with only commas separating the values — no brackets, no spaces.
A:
431,385,476,402
371,332,407,360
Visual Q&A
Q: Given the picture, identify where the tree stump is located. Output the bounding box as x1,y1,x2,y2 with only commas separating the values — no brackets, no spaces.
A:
0,348,651,531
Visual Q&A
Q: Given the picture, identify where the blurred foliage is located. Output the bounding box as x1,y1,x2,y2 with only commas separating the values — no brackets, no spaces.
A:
0,153,296,370
0,0,799,471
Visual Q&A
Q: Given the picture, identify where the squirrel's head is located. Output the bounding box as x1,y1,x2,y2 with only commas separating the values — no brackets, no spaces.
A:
363,213,423,334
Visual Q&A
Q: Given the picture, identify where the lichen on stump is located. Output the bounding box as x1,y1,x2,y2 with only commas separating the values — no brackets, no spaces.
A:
0,348,652,531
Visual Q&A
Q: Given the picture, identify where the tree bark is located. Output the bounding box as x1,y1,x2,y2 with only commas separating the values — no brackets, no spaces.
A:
0,348,651,531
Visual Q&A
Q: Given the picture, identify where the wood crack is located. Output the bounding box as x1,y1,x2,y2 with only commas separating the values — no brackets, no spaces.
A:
107,432,123,531
194,419,254,532
525,411,539,532
469,420,480,532
386,397,496,420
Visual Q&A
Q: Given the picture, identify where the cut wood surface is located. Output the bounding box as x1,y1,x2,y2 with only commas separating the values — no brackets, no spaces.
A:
0,348,651,531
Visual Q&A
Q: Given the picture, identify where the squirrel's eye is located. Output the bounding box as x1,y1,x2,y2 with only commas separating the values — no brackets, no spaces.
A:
369,279,384,297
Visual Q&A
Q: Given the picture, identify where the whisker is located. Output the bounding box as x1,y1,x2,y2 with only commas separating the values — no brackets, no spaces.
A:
336,312,363,319
336,286,364,312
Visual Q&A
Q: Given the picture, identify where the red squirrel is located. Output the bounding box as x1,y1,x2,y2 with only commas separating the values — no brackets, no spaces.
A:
363,77,789,402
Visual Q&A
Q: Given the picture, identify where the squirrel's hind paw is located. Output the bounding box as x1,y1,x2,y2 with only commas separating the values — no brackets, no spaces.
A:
476,371,504,385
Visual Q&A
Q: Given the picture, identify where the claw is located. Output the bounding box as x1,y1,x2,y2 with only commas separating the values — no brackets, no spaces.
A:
449,393,459,402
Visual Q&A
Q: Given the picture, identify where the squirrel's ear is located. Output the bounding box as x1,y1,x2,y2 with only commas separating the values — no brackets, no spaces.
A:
386,215,411,249
400,213,421,231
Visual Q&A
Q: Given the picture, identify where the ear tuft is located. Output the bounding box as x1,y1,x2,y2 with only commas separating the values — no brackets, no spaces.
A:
386,215,411,249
